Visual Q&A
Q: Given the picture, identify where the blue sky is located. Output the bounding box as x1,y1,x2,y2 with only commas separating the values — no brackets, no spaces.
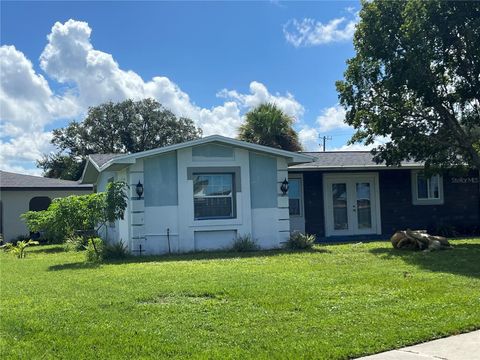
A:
1,1,362,175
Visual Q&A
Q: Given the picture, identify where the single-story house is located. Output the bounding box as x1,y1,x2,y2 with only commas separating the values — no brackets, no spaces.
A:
0,170,93,242
81,135,313,253
80,135,479,254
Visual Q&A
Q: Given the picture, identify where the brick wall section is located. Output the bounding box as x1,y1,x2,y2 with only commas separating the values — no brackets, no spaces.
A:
379,169,480,234
294,169,479,238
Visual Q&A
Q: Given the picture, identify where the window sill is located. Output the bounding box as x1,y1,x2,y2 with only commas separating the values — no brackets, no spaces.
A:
412,199,444,206
190,218,242,227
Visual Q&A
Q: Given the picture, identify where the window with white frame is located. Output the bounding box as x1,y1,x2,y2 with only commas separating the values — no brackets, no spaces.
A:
288,178,302,216
193,173,235,220
412,171,444,205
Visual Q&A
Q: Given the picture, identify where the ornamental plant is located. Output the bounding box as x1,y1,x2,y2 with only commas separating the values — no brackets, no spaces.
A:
21,181,128,243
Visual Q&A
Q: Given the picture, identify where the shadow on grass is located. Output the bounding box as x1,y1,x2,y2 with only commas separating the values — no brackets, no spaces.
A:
30,246,65,254
48,247,331,271
369,242,480,278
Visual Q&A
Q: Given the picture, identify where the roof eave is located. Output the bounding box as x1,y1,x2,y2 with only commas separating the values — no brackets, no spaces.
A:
288,164,425,171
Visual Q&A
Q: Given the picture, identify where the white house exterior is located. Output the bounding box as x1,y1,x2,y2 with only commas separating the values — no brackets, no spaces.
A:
81,136,313,254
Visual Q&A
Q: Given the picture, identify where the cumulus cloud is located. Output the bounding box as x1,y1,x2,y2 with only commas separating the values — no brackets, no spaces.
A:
316,104,350,132
298,126,321,151
0,132,54,175
217,81,304,120
283,15,357,47
1,19,309,174
0,45,78,136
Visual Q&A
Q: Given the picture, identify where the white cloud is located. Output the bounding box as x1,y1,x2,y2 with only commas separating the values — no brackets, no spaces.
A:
0,45,78,137
1,19,309,174
217,81,304,120
283,15,357,47
298,126,321,151
316,104,350,132
0,132,53,175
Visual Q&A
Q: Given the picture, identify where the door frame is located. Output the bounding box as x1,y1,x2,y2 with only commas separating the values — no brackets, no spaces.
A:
323,172,382,237
288,173,305,233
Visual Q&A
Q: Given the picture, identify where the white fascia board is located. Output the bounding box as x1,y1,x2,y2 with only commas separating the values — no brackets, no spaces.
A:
288,164,425,171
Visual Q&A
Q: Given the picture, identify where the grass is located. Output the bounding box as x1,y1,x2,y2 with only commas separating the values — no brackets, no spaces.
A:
1,239,479,359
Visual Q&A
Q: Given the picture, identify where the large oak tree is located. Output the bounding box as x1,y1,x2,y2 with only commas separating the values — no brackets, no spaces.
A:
336,0,480,169
38,98,202,180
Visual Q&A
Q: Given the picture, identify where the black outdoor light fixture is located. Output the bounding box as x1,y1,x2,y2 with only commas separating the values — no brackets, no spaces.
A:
280,178,289,196
136,180,144,199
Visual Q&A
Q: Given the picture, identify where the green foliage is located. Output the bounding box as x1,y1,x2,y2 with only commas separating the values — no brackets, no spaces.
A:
37,153,85,181
285,232,316,249
105,181,129,223
85,238,130,262
22,192,105,242
1,239,39,258
85,238,104,263
231,234,259,252
238,103,303,152
38,98,203,180
336,0,480,170
64,235,88,252
103,240,130,260
21,181,128,243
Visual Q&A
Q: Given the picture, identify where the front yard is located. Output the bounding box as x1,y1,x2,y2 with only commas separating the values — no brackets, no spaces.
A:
1,239,479,359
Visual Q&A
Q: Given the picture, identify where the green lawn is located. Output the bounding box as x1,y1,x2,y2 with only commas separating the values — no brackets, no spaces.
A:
1,239,479,359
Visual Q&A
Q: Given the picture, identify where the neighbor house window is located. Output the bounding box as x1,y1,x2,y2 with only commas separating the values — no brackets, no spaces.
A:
288,178,302,216
193,174,235,220
411,171,444,205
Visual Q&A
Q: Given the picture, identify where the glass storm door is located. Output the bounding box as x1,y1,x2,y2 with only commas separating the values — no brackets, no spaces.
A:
324,174,380,237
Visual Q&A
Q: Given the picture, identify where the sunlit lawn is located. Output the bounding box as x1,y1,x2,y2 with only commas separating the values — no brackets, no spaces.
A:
1,239,479,359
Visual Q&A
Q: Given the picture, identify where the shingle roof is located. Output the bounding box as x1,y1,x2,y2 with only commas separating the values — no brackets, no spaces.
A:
0,171,93,189
290,151,423,170
89,154,123,168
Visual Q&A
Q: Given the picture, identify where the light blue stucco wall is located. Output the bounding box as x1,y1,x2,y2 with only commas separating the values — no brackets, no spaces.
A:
249,152,277,209
97,171,115,193
192,143,234,158
144,152,178,206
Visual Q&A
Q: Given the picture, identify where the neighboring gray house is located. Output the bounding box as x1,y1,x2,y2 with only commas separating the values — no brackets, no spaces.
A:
0,170,93,242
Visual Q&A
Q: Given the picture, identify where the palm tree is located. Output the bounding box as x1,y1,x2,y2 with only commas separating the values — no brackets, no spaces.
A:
238,103,303,152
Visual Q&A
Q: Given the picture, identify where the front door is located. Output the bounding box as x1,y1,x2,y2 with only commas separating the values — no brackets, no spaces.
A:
324,173,381,237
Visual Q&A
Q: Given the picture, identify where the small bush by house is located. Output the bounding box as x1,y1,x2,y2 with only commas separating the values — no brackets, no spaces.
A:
231,234,259,252
285,232,316,250
85,238,130,262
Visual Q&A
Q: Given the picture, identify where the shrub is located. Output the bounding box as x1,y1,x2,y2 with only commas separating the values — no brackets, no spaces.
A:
21,181,128,244
65,235,88,252
85,238,104,263
104,240,129,260
85,238,130,262
231,234,259,252
285,232,316,250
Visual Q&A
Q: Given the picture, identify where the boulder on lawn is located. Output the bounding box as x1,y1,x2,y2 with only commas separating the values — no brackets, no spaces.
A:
390,229,451,251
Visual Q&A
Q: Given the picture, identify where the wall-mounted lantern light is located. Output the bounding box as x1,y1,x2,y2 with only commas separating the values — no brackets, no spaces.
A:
136,180,144,199
280,178,289,196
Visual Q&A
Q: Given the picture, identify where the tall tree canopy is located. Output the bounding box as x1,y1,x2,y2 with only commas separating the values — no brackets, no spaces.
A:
336,0,480,169
238,103,303,152
38,98,202,180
